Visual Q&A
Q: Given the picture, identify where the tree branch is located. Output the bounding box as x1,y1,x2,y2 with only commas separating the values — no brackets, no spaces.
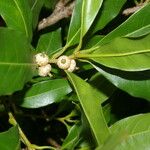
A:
122,0,149,16
38,0,75,30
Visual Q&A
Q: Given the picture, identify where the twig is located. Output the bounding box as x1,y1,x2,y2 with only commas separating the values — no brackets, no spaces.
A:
8,112,56,150
38,0,75,30
122,0,149,16
8,112,35,150
47,138,61,149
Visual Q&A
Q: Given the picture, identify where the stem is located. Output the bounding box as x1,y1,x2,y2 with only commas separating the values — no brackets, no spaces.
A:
31,144,56,150
74,41,82,53
51,45,69,59
49,59,57,63
51,29,81,59
78,46,100,54
8,112,34,150
56,110,78,129
8,112,56,150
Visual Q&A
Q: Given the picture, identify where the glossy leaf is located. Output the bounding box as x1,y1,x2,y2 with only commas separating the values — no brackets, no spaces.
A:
20,79,72,108
107,114,150,150
62,124,81,150
89,72,116,101
92,0,126,33
67,0,82,46
110,113,150,134
81,0,103,37
67,72,110,146
0,0,32,40
125,24,150,38
113,131,150,150
96,131,129,150
92,64,150,100
0,28,35,96
97,114,150,150
98,130,150,150
0,126,20,150
36,28,62,57
87,35,150,71
95,3,150,46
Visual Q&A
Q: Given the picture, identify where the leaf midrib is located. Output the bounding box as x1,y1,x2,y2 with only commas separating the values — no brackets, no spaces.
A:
79,49,150,58
0,62,36,66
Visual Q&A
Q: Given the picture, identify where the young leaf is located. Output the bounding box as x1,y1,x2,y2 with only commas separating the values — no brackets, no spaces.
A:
36,28,62,57
20,79,72,108
0,0,33,40
67,72,110,146
92,64,150,101
95,3,150,46
0,126,20,150
81,35,150,71
0,28,35,96
81,0,103,37
92,0,127,33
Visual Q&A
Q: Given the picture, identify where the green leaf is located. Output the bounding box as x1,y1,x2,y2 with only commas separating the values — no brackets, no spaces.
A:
110,113,150,135
84,35,104,49
95,3,150,46
106,114,150,150
81,0,103,37
67,0,103,47
96,131,129,150
66,0,82,46
20,79,72,108
98,130,150,150
67,72,110,146
125,24,150,38
0,0,32,40
36,29,62,57
30,0,44,29
97,114,150,150
103,104,111,124
0,126,20,150
89,72,116,102
92,64,150,100
113,130,150,150
85,35,150,71
92,0,127,33
0,28,35,96
62,123,81,150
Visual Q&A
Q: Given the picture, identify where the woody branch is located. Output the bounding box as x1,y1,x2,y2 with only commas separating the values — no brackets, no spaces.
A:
38,0,75,30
